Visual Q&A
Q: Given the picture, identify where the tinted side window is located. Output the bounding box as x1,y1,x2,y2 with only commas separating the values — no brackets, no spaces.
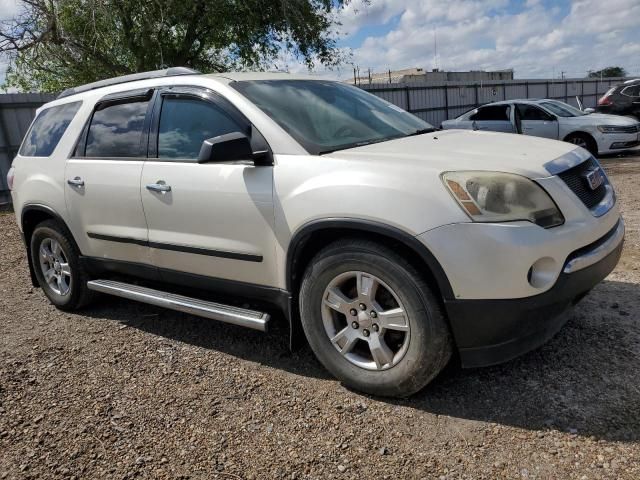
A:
517,104,554,121
470,105,510,121
85,100,150,157
157,97,245,160
20,101,81,157
622,85,640,97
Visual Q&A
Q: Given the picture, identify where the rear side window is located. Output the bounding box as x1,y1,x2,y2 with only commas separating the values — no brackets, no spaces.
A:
19,101,81,157
622,85,640,97
469,105,510,121
85,99,150,157
516,104,554,121
157,97,245,160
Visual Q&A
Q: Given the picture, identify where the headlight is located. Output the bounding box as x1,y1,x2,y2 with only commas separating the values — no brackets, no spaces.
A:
597,125,635,133
442,171,564,228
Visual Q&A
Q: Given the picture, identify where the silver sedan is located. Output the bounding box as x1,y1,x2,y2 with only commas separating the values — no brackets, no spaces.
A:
441,99,640,156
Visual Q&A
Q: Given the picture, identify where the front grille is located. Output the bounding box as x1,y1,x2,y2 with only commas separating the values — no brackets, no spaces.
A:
557,157,607,210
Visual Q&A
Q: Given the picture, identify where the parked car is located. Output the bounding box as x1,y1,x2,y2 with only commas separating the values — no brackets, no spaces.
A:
8,69,624,397
597,79,640,120
441,98,640,156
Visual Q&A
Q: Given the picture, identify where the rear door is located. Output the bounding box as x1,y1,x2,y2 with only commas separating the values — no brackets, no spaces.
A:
516,103,559,139
65,89,154,268
140,86,278,287
468,105,515,133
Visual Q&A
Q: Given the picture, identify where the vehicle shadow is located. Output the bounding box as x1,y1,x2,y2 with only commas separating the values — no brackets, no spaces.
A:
82,278,640,442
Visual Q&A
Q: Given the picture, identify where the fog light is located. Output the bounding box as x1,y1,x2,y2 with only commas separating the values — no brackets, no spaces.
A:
528,257,557,289
610,141,635,150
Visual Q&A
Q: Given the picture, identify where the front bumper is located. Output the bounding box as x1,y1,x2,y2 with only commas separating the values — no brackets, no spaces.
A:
445,218,624,368
597,131,640,153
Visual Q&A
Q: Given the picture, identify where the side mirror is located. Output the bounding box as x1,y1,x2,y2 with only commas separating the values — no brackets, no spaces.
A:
198,132,254,164
583,108,595,114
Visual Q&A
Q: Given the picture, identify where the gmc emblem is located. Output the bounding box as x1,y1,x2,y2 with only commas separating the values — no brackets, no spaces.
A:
584,167,605,191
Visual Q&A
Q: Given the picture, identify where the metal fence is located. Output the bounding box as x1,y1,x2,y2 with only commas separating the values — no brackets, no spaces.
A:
360,77,625,128
0,77,629,204
0,93,56,204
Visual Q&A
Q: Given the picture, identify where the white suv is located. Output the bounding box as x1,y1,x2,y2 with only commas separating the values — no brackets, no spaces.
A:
8,68,624,397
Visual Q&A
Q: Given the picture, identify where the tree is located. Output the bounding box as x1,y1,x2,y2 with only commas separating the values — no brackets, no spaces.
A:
587,66,628,79
0,0,351,92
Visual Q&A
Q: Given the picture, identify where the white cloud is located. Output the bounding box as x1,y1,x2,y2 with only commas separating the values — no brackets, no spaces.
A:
0,0,20,20
326,0,640,79
336,0,406,37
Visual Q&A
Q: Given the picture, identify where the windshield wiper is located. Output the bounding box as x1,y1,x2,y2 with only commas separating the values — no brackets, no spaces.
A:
407,127,437,136
318,134,406,154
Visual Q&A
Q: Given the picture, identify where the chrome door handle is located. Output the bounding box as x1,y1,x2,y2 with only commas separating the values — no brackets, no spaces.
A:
146,181,171,193
67,177,84,187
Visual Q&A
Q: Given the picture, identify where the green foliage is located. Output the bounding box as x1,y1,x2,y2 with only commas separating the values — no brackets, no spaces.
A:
587,67,628,79
1,0,350,92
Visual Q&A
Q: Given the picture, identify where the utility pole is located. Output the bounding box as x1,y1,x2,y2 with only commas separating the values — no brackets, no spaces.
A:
433,27,440,71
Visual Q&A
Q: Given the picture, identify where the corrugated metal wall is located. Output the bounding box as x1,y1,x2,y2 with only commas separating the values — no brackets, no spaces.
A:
0,94,56,204
0,78,627,204
361,77,623,128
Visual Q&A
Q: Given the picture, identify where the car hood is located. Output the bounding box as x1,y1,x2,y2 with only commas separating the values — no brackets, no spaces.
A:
565,112,639,126
326,129,584,179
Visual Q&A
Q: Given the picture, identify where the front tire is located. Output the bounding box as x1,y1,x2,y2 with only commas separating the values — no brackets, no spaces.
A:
30,220,93,310
299,239,452,397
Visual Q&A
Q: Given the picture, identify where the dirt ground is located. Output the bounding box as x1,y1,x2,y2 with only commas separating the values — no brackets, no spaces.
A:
1,151,640,480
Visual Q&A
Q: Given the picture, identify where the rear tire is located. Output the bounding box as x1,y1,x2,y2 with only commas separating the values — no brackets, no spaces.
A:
565,132,598,156
299,239,452,397
30,220,94,311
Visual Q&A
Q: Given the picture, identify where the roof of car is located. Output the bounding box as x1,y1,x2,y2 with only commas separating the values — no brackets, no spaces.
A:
205,71,328,82
481,98,551,106
57,69,332,99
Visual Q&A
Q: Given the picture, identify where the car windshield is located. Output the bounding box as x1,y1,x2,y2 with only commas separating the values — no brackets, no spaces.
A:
231,80,434,154
540,101,586,117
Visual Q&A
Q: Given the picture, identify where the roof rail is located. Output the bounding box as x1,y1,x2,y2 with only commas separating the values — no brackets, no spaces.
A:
57,67,200,99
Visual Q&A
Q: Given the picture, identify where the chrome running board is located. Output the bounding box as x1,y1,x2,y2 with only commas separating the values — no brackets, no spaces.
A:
87,279,269,331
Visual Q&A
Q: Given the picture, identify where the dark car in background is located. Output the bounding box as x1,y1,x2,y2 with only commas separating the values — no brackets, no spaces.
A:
597,79,640,119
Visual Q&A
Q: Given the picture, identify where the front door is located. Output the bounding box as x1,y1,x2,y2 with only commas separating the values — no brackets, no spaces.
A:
65,89,154,267
516,103,559,139
140,87,278,287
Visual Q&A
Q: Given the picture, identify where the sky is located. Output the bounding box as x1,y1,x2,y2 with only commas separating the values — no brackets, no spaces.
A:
1,0,639,88
0,0,19,88
287,0,640,80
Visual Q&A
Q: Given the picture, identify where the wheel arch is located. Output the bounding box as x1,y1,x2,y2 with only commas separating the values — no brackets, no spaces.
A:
285,218,455,349
21,204,79,287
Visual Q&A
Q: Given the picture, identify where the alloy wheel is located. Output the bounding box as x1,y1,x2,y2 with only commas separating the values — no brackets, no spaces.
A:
321,271,411,370
569,136,588,149
38,238,72,296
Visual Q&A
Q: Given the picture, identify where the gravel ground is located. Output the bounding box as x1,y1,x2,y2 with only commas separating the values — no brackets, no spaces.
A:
1,152,640,479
